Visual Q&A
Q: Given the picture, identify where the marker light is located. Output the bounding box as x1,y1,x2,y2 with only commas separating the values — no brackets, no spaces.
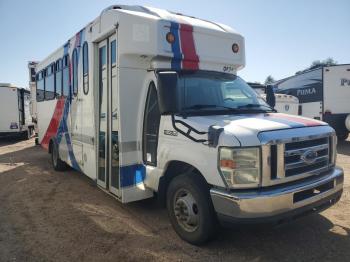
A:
166,32,175,44
232,43,239,53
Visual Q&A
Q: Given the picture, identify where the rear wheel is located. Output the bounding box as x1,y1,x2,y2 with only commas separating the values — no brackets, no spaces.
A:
166,173,217,245
51,141,68,171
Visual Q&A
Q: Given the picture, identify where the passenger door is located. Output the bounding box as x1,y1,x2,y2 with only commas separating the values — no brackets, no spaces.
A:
97,35,120,197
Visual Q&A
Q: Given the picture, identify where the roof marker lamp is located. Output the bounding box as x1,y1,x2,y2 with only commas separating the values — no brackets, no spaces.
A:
232,43,239,53
219,147,260,188
166,32,175,44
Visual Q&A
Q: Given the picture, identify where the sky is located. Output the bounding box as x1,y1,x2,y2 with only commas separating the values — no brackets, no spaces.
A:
0,0,349,88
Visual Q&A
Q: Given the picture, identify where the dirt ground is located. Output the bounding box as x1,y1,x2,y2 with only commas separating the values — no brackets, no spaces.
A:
0,137,349,262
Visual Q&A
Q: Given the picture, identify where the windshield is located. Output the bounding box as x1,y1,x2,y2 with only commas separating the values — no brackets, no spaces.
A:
176,71,270,115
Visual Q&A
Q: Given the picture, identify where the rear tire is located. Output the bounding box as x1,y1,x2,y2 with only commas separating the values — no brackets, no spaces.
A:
51,141,68,171
166,172,217,245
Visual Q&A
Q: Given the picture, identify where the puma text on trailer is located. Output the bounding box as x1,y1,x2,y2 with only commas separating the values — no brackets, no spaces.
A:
34,5,344,244
274,64,350,140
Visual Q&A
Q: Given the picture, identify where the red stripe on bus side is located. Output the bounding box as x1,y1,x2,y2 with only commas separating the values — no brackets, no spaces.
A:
180,24,199,70
41,98,66,150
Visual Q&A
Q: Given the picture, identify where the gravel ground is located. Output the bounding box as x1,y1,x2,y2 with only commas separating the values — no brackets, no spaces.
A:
0,137,349,262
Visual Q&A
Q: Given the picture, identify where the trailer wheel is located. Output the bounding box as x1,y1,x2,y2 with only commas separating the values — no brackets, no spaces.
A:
21,129,30,140
51,141,68,171
337,132,349,141
166,172,217,245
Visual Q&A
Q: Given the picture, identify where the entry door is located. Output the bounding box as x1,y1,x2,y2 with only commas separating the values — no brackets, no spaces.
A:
97,35,120,197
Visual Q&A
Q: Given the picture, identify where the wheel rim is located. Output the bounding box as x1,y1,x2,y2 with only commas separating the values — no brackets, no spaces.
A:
52,146,58,167
173,188,199,232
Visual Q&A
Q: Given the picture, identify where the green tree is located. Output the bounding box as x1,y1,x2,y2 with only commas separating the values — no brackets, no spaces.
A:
295,57,337,74
264,75,275,85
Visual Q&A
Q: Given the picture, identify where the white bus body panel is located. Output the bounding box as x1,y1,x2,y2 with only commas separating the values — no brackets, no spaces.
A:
35,5,246,203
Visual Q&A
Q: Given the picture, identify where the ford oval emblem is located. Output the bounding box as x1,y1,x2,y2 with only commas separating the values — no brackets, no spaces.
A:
301,150,318,164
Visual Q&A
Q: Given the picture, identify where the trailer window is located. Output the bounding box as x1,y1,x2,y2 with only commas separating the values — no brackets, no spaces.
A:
143,82,161,166
72,48,78,96
111,40,116,65
45,63,55,100
82,41,89,95
55,59,62,97
62,55,70,97
36,71,45,102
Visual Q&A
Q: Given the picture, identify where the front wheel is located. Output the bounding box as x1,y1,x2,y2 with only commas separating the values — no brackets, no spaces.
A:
166,173,217,245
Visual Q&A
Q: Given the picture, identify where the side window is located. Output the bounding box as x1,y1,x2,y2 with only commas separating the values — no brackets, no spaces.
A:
143,82,161,166
45,63,55,100
72,48,78,96
55,59,62,97
36,70,45,102
62,55,70,97
82,41,89,95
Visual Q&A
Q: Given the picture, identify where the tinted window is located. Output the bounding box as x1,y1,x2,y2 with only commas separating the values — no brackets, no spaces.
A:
45,63,55,100
55,59,62,97
111,40,116,65
143,83,161,165
36,71,45,102
72,49,78,96
82,42,88,75
62,55,70,97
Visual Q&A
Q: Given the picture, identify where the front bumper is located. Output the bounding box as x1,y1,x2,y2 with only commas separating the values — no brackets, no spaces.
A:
210,167,344,224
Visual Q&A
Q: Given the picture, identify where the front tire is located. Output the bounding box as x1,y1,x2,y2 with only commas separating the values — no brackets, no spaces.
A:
166,173,217,245
51,141,68,171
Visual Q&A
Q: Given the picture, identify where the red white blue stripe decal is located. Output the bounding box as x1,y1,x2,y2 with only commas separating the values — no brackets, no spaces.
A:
265,113,323,127
170,22,199,70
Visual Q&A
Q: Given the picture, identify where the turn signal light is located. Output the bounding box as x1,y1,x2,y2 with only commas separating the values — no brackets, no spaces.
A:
220,159,236,169
232,43,239,53
166,32,175,44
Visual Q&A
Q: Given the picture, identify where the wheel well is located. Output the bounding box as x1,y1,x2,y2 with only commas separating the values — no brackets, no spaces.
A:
157,161,209,207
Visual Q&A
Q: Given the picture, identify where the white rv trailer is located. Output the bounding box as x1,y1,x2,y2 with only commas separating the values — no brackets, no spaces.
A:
274,64,350,140
35,5,343,244
0,83,34,139
248,82,300,115
28,61,39,143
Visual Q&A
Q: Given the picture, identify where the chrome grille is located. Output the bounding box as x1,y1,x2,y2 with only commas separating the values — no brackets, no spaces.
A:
284,137,330,177
258,126,336,187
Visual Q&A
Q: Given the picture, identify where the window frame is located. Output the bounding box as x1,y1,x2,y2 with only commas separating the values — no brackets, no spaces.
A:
55,58,63,97
44,62,56,101
62,54,70,97
72,48,78,96
82,41,89,95
142,82,161,166
36,70,45,102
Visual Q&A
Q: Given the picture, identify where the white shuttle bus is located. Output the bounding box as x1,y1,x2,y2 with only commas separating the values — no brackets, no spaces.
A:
0,83,34,139
35,5,344,244
274,65,350,141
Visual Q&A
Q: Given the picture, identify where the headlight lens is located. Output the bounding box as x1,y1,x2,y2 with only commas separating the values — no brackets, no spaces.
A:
219,147,261,188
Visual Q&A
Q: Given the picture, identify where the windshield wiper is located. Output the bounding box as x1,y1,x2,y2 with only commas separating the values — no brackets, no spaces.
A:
237,104,277,112
183,104,238,111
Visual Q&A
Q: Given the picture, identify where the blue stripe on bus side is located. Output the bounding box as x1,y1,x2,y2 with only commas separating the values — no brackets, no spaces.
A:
170,22,181,70
120,164,146,188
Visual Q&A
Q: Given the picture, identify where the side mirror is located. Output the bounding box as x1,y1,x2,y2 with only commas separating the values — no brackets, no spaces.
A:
157,71,179,114
266,85,276,108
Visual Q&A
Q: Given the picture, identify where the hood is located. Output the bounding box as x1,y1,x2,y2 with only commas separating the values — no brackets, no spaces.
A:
179,113,326,146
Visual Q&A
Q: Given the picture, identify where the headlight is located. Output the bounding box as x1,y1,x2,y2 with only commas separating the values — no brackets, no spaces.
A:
219,147,261,188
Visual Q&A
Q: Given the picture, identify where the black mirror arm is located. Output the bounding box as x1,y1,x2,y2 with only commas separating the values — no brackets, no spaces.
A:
171,114,208,143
